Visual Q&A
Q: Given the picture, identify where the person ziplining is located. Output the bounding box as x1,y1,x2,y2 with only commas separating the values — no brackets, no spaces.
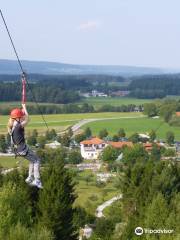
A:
7,74,43,189
0,10,47,189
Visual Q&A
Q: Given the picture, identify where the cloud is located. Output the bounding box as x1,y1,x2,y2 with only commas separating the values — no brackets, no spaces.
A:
77,20,102,31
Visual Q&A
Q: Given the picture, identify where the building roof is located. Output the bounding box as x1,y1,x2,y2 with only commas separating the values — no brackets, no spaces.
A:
143,142,161,151
176,112,180,117
108,141,133,148
80,137,105,145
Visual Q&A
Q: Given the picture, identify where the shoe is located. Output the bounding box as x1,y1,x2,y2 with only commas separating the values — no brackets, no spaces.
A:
30,179,43,189
25,176,33,184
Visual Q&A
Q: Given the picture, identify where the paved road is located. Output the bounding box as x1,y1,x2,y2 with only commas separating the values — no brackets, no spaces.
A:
72,116,145,133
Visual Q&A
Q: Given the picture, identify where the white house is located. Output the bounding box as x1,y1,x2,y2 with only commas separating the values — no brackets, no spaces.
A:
80,137,107,159
80,137,133,160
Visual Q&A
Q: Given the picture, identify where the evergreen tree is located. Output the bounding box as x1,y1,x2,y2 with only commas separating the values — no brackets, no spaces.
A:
99,128,108,139
0,134,7,153
112,135,119,142
149,129,156,142
118,128,126,138
166,131,174,145
101,146,119,163
84,127,92,138
68,150,83,164
61,133,71,147
38,159,77,240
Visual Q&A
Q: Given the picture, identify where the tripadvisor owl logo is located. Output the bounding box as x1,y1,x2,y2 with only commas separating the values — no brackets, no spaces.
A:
135,227,144,236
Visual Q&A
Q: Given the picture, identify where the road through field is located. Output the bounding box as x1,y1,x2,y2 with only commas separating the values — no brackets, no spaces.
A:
72,115,145,133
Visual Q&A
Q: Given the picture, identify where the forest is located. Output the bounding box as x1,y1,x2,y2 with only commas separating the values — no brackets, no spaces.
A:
1,73,180,102
0,74,125,103
128,74,180,98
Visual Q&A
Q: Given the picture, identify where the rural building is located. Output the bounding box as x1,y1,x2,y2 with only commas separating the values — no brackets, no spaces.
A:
80,137,133,159
111,90,130,97
143,142,162,151
45,140,61,149
176,112,180,117
107,141,133,149
80,137,107,159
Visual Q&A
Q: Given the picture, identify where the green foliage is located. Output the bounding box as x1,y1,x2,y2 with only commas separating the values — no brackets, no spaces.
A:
128,132,139,143
74,133,86,144
112,134,119,141
45,129,57,141
144,103,158,117
98,128,108,139
166,131,175,145
92,218,114,240
68,150,83,164
37,136,46,149
84,127,92,138
0,134,7,153
38,160,77,240
60,133,71,147
150,144,161,161
0,223,54,240
101,146,120,163
73,206,95,230
159,104,176,122
145,193,169,228
169,115,180,127
123,144,148,165
162,148,176,157
0,153,78,239
27,135,37,146
118,128,126,138
149,129,156,142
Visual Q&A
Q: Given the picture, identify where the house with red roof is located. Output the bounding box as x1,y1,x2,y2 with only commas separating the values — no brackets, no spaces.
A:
80,137,133,159
176,112,180,117
80,137,107,159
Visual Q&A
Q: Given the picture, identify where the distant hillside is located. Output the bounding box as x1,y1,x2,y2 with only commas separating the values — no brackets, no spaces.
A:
0,59,165,76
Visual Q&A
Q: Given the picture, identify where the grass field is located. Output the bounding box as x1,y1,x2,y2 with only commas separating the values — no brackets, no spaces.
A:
0,156,28,168
74,170,119,214
0,112,143,134
77,97,153,108
82,117,180,140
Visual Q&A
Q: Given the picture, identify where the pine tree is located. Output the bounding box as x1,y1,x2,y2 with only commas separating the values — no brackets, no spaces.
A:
84,127,92,138
38,159,77,240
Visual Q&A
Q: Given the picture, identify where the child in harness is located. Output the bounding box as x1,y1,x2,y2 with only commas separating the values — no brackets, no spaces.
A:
7,103,43,189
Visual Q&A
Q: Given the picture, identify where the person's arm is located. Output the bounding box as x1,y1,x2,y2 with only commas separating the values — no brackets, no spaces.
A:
21,103,29,127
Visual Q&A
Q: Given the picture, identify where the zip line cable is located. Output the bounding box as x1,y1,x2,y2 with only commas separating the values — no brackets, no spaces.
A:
0,9,49,130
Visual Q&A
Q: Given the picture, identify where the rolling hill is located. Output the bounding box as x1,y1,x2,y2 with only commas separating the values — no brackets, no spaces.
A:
0,59,165,76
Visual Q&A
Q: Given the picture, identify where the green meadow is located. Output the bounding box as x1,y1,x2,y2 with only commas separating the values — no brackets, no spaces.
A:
0,112,142,134
82,117,180,140
0,156,28,168
78,97,152,108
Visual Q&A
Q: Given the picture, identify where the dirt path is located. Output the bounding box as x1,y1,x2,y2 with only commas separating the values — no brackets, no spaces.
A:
95,194,122,218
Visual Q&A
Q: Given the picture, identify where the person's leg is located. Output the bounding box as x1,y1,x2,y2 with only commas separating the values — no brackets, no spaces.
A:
24,149,43,188
34,161,40,180
25,162,34,183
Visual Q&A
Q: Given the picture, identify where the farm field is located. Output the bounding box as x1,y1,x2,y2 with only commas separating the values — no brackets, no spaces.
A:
82,117,180,140
78,97,153,108
0,112,143,134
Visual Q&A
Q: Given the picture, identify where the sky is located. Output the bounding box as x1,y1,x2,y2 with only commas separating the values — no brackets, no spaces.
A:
0,0,180,68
